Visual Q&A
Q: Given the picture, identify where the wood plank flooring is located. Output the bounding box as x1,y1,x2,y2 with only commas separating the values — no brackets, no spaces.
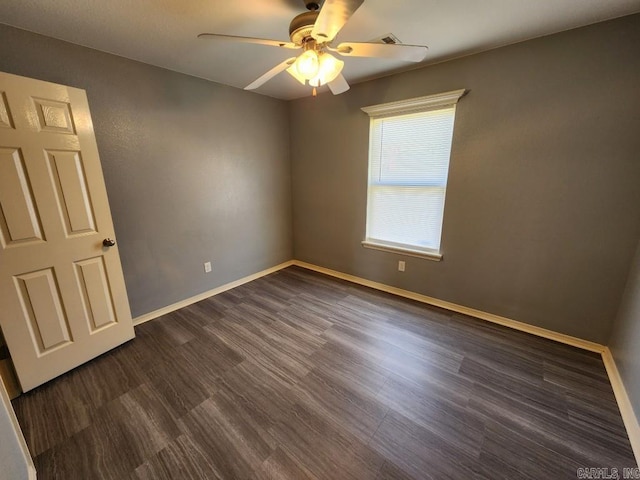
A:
12,266,637,479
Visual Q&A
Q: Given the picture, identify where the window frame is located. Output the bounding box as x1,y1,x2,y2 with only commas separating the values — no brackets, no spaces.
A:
361,89,466,261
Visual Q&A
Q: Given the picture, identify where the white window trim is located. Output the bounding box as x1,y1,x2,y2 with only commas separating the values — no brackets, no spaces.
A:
361,240,443,261
361,89,467,261
361,89,466,119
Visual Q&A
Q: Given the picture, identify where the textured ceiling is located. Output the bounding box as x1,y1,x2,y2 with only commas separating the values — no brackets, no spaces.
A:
2,0,639,99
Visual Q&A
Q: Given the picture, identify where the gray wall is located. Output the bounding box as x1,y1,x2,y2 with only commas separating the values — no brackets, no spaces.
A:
0,24,293,317
610,241,640,419
1,16,639,342
290,14,640,344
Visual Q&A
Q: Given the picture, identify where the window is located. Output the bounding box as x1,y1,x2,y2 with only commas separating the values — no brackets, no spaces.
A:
361,90,465,261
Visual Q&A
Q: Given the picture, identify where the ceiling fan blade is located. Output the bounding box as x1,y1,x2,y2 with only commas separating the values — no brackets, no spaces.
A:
311,0,364,43
332,42,428,62
198,33,300,49
245,57,297,90
328,73,350,95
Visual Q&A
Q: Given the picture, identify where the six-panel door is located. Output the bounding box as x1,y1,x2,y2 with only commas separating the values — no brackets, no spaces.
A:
0,72,134,392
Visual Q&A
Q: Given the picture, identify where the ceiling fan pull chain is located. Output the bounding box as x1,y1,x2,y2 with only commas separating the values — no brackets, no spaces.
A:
312,87,317,97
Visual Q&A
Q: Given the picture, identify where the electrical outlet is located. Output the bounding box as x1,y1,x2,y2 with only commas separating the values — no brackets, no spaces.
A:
204,261,212,273
398,261,405,272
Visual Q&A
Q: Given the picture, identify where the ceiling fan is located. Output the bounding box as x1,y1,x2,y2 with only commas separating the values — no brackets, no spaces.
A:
198,0,428,96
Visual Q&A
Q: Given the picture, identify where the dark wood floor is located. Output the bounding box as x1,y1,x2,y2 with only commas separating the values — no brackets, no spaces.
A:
12,266,636,479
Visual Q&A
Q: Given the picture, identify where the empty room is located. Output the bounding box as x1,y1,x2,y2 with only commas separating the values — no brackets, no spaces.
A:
1,0,640,479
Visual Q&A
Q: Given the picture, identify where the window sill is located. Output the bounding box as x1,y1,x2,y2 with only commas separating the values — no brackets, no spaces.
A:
361,241,443,262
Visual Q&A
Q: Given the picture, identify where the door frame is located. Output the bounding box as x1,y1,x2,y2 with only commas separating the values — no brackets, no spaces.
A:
0,376,36,479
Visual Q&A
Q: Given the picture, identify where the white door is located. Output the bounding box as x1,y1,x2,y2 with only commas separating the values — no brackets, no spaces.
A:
0,72,134,392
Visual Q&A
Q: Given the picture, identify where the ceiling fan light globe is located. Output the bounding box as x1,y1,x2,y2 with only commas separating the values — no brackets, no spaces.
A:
295,50,320,80
286,65,307,85
309,53,345,87
319,53,344,84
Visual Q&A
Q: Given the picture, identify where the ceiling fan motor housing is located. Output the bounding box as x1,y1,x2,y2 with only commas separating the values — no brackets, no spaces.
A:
289,10,319,44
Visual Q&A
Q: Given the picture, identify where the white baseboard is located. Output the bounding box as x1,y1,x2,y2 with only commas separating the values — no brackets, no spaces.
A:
132,261,294,325
130,258,637,465
292,260,638,464
602,348,640,463
292,260,605,353
133,258,604,351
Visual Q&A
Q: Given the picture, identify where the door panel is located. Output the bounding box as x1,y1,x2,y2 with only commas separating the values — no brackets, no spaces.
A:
74,257,117,331
46,150,97,235
0,147,44,245
0,91,13,128
14,268,72,353
32,98,75,134
0,71,134,391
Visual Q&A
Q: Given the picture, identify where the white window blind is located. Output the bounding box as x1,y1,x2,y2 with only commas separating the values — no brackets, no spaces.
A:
362,90,464,259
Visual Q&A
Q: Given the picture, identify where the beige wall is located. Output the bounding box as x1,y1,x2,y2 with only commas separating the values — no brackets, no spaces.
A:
289,14,640,344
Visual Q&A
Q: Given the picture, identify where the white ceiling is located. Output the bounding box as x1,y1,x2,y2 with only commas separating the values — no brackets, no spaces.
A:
2,0,639,100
